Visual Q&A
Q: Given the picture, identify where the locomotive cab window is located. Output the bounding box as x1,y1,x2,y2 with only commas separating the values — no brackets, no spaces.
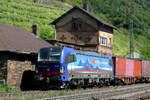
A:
38,47,62,63
65,54,76,64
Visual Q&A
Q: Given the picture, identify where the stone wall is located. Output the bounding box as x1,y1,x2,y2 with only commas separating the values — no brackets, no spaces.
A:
98,45,113,55
7,60,35,87
55,9,99,45
0,52,36,87
98,28,113,55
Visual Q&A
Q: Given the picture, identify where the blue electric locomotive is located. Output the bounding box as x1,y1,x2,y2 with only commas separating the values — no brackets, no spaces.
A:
37,46,113,89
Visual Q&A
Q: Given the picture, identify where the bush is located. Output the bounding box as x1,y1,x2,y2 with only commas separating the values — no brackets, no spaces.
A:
0,80,20,92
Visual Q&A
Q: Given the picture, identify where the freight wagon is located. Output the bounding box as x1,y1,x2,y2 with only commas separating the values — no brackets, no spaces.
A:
36,46,113,89
112,56,150,84
113,56,142,84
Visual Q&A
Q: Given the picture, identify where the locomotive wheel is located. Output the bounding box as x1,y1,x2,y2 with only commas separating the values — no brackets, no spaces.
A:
97,83,102,88
64,82,70,89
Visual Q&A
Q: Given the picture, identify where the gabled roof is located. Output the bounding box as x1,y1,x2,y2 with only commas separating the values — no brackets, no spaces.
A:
0,23,51,54
51,6,115,29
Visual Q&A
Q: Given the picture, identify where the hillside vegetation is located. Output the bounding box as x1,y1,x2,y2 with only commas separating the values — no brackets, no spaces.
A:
0,0,68,39
0,0,150,60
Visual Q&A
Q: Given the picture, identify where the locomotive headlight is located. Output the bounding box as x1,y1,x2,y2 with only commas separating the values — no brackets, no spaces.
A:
60,67,64,74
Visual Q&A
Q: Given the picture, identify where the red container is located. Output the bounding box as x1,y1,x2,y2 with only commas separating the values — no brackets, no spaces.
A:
113,57,142,83
142,61,150,78
126,59,134,77
134,60,141,77
113,57,126,77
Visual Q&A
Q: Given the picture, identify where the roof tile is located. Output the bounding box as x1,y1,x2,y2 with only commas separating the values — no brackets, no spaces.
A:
0,23,51,54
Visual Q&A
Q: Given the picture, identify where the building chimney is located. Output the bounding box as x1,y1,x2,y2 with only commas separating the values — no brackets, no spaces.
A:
32,25,38,35
83,0,89,12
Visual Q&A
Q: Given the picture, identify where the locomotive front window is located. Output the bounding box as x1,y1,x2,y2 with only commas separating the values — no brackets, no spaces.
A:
38,47,62,62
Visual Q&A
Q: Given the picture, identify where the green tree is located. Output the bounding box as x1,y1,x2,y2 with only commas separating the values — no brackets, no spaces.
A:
140,45,150,60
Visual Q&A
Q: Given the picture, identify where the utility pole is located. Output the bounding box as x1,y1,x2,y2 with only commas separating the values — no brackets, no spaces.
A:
128,1,135,59
130,20,134,58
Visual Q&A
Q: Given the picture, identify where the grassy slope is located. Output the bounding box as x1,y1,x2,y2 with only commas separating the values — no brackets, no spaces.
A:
0,0,68,39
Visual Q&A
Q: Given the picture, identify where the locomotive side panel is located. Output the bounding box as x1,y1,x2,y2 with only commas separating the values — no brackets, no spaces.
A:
67,51,113,87
68,53,113,79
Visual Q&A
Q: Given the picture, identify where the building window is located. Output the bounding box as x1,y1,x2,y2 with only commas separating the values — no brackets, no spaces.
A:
100,37,107,46
109,38,111,44
72,22,82,31
78,23,82,30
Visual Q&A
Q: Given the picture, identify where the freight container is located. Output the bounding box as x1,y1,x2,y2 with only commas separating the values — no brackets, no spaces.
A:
142,61,150,78
134,60,141,77
113,57,142,84
113,57,126,77
126,59,134,77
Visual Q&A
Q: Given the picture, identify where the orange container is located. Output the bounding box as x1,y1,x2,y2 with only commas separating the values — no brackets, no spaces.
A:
133,60,142,77
113,57,126,76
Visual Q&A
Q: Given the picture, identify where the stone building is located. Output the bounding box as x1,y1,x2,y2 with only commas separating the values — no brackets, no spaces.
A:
0,23,50,87
51,6,114,55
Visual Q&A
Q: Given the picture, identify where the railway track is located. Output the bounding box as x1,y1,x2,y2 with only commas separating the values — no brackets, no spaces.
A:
1,83,150,100
38,83,150,100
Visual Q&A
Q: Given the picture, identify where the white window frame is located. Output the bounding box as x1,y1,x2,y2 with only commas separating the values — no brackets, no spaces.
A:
100,37,107,46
